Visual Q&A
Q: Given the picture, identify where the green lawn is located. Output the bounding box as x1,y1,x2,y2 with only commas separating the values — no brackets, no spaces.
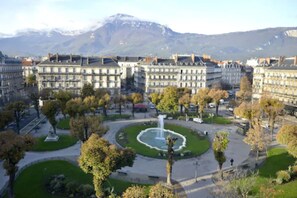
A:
203,116,231,124
116,123,210,159
57,117,70,129
31,135,78,151
254,147,297,197
14,160,149,198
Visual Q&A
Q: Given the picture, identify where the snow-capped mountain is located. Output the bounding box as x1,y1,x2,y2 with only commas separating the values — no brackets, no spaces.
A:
1,13,297,59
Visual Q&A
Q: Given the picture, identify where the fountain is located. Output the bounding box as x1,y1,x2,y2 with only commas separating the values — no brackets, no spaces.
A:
156,115,166,140
136,115,186,151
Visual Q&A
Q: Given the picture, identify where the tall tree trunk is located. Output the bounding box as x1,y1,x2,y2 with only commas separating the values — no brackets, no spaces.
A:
8,172,15,198
196,106,199,115
180,104,183,114
132,103,135,117
215,104,219,116
219,163,223,179
103,106,107,117
256,149,259,161
53,126,57,135
155,108,159,116
270,119,275,141
166,162,172,185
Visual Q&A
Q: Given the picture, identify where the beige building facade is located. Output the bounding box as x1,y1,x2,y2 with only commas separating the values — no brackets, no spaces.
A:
37,54,121,95
252,56,297,107
134,54,222,94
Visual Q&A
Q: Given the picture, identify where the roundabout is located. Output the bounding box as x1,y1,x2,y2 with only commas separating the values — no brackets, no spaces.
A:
116,120,210,159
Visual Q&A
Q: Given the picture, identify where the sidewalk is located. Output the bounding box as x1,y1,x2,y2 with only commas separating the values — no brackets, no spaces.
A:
1,113,252,198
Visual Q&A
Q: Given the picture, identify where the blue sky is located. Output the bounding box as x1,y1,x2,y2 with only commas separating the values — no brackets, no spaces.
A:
1,0,297,35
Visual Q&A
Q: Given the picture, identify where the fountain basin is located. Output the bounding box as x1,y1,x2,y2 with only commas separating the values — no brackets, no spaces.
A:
137,128,186,151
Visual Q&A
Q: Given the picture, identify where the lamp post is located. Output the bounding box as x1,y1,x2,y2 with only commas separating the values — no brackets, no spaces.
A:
194,157,200,182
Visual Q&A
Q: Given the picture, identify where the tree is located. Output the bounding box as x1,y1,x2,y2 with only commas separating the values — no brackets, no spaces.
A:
39,88,53,100
0,131,34,198
178,93,191,114
149,92,162,116
149,183,176,198
0,110,13,131
208,89,229,116
211,81,223,90
79,134,135,197
276,125,297,158
70,116,106,142
128,93,143,117
234,102,260,129
41,100,59,135
6,101,26,134
236,76,252,103
122,185,147,198
191,88,211,118
113,94,126,116
98,93,111,117
177,88,191,114
54,90,72,119
212,132,229,179
157,86,179,114
28,91,40,119
244,119,270,160
212,170,258,198
166,136,177,185
65,98,87,118
83,96,98,115
26,74,36,87
260,96,284,140
81,83,94,99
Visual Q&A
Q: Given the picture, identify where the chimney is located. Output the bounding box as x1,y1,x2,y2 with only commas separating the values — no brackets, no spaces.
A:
154,57,158,64
87,57,90,65
191,54,195,63
294,56,297,65
173,54,178,63
48,53,52,60
102,58,104,65
70,54,73,62
202,54,210,61
278,56,285,66
56,53,59,62
266,58,271,65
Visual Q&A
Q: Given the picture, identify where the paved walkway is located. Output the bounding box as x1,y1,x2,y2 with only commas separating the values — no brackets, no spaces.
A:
0,112,251,198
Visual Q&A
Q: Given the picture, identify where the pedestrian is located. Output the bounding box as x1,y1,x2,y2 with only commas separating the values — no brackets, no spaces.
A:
230,158,234,166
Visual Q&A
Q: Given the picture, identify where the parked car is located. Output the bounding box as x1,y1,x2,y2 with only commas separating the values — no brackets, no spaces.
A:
209,103,215,108
193,118,203,124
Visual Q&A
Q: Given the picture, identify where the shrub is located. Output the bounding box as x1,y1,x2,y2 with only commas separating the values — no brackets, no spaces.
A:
290,165,297,177
78,184,95,197
66,181,79,195
149,183,176,198
276,170,291,184
122,185,146,198
47,174,66,193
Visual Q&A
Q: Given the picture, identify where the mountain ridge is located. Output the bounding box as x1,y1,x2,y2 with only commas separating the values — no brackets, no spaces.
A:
1,14,297,60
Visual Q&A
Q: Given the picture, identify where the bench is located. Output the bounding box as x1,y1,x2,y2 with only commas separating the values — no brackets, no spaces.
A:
117,171,128,176
148,175,159,179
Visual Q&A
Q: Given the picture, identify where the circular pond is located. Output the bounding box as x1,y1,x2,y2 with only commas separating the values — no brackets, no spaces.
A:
137,128,186,151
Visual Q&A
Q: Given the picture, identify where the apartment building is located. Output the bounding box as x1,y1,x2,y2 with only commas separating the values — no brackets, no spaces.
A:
134,54,222,94
115,56,144,88
0,52,24,105
37,54,121,95
218,61,244,87
22,58,39,85
252,56,297,108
